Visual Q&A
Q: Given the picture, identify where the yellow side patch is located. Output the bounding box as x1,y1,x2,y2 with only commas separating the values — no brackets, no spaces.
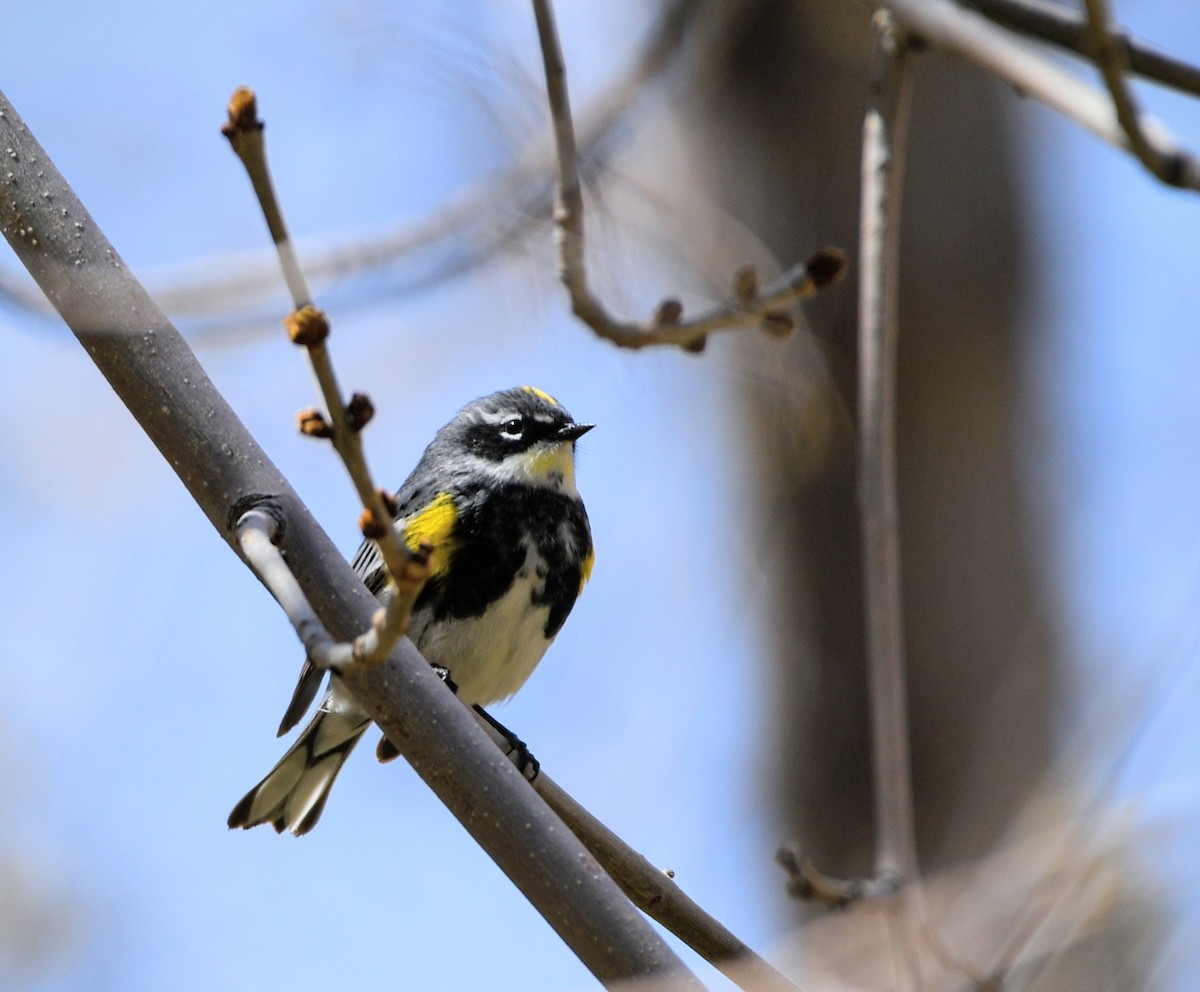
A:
521,385,558,406
578,547,595,594
401,491,459,577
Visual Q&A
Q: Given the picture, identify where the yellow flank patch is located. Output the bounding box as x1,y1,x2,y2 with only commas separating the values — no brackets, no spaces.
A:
401,491,458,577
521,385,558,406
579,547,595,594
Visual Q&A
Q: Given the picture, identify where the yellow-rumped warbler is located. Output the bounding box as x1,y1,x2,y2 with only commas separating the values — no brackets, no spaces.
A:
228,386,594,835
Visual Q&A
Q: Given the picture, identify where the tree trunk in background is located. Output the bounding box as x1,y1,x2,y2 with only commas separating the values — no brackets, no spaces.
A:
683,0,1057,881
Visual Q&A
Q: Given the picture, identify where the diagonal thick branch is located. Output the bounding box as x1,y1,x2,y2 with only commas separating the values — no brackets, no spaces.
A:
0,89,704,992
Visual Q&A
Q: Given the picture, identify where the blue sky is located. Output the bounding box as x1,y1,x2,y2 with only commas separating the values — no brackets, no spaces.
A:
2,2,1200,990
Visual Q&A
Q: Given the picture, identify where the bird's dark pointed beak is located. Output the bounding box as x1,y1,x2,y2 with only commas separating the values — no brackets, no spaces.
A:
558,422,594,442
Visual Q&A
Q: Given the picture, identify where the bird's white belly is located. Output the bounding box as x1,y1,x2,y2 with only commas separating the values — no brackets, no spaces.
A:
414,553,555,706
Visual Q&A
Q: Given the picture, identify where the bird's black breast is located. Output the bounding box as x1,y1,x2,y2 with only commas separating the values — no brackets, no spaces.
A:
418,484,591,638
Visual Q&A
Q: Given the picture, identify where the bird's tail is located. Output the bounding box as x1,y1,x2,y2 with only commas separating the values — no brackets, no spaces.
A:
228,684,370,836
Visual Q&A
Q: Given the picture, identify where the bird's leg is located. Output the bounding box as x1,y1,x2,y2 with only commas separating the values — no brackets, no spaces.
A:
474,704,539,780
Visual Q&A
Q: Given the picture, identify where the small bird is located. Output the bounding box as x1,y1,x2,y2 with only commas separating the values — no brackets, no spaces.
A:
229,386,594,835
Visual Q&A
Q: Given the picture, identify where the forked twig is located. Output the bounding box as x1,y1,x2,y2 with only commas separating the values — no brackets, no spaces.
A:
960,0,1200,98
222,87,431,669
1081,0,1200,188
776,19,921,943
531,0,844,352
869,0,1200,192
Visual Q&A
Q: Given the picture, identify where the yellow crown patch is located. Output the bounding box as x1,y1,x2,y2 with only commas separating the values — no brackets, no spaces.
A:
520,385,559,406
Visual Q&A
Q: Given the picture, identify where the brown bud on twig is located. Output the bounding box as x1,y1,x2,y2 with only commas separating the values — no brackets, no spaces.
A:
682,336,708,354
358,508,388,541
805,247,848,288
296,408,333,438
284,306,330,348
652,298,683,326
761,311,796,337
221,87,261,140
346,392,375,432
733,265,759,305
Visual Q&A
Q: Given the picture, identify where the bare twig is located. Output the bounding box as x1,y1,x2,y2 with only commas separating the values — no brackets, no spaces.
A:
0,87,704,992
774,17,920,932
960,0,1200,98
857,21,927,989
531,0,844,352
519,751,804,992
223,88,431,668
776,846,900,908
1081,0,1200,188
859,15,919,890
1,0,710,331
236,509,353,670
867,0,1200,191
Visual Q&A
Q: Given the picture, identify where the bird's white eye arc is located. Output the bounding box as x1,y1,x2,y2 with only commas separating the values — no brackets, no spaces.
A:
500,417,524,440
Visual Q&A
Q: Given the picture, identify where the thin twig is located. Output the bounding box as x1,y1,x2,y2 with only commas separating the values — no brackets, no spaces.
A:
0,0,710,330
236,508,356,668
531,0,844,352
1081,0,1200,188
867,0,1200,191
223,88,430,669
859,14,919,890
776,846,901,908
532,763,804,992
857,19,926,988
960,0,1200,98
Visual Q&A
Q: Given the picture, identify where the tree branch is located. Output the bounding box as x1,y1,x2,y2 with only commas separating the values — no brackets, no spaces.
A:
531,0,845,352
0,88,704,992
0,0,713,332
530,765,804,992
960,0,1200,99
858,16,919,891
1081,0,1200,188
866,0,1200,192
223,88,431,669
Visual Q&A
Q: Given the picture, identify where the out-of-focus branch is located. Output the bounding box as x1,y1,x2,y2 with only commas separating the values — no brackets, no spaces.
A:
0,88,703,992
858,16,918,892
0,0,711,331
960,0,1200,98
1081,0,1200,189
223,88,430,668
531,0,845,352
776,846,900,908
856,29,922,990
866,0,1200,192
777,20,919,949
